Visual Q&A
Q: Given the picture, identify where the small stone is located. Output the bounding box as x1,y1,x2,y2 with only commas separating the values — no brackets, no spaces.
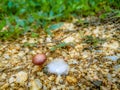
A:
95,50,103,53
0,82,4,86
32,66,42,73
12,66,23,71
9,76,15,84
51,87,57,90
0,83,9,89
48,75,55,81
18,88,25,90
37,72,44,76
68,86,75,90
30,79,42,90
107,73,112,81
93,80,102,87
18,51,25,57
81,51,90,58
55,75,61,84
114,65,120,72
3,54,10,59
104,56,119,61
63,36,75,43
43,85,47,90
102,41,119,49
60,23,74,31
100,86,108,90
66,76,77,84
68,59,78,65
117,58,120,64
1,73,7,80
15,71,28,85
46,36,52,42
10,83,15,87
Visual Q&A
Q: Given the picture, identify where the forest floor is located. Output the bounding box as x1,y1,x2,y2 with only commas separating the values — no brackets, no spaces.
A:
0,16,120,90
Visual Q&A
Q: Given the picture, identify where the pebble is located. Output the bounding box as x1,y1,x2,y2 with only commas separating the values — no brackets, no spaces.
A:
93,80,102,87
48,75,55,81
81,51,90,58
9,76,15,84
107,73,112,81
63,36,75,43
62,23,75,31
43,85,47,90
32,66,42,73
3,54,10,59
15,71,28,85
18,88,25,90
104,56,119,61
51,87,57,90
100,86,108,90
55,75,62,84
0,83,9,89
114,65,120,71
46,36,52,42
12,66,23,71
30,79,42,90
1,73,7,80
68,59,78,64
102,41,119,49
66,76,77,84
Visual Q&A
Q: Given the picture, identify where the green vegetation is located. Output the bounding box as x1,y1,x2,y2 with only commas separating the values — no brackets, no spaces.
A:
83,35,106,47
50,42,69,51
0,0,119,40
23,42,37,48
46,23,63,35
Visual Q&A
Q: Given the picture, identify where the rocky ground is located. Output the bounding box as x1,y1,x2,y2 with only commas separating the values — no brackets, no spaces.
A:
0,17,120,90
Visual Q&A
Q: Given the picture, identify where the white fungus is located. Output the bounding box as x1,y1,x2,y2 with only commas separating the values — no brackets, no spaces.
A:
47,58,69,75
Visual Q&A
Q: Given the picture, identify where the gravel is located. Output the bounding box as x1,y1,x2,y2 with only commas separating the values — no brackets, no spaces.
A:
0,20,120,89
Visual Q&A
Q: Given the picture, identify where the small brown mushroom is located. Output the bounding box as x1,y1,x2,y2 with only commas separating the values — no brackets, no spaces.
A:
32,54,46,65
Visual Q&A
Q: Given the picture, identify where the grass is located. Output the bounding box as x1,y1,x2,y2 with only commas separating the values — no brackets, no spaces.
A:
0,0,120,40
83,35,106,47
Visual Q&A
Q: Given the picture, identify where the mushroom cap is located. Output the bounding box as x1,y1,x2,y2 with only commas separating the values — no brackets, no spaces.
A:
32,54,46,65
